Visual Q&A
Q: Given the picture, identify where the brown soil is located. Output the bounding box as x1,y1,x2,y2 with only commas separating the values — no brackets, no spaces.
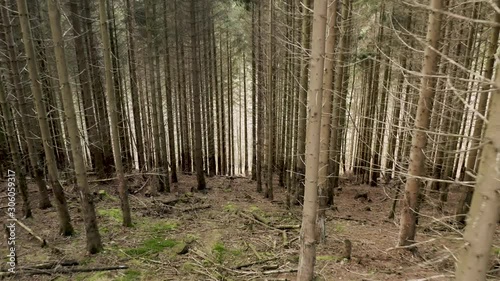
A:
0,175,499,281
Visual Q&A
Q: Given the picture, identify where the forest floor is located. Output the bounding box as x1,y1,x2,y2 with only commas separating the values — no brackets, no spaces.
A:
0,174,499,281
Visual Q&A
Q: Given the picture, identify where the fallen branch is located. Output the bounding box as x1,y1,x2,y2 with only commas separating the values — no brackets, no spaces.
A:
329,215,370,224
0,265,128,276
131,177,150,194
262,268,298,275
7,216,46,247
20,260,78,270
275,225,300,230
233,257,278,270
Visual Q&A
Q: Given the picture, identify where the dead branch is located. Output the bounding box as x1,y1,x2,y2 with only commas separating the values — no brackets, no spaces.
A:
7,216,46,247
233,257,278,270
0,265,128,276
275,225,300,230
262,268,298,275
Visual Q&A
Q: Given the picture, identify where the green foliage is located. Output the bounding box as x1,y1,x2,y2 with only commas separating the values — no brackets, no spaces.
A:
124,238,178,257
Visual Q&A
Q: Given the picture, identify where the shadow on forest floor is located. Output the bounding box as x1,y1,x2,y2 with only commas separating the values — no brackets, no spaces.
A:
0,174,499,280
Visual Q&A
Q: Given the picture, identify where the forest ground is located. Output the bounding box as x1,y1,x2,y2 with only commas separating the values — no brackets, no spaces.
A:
0,174,499,281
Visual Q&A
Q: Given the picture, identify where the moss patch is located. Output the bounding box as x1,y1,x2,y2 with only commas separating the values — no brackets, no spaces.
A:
124,237,178,257
98,208,123,223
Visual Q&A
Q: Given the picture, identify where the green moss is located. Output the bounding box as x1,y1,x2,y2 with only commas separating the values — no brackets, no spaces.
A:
334,223,345,233
224,203,237,212
212,242,227,263
148,221,178,233
98,208,123,222
117,270,141,281
124,237,178,257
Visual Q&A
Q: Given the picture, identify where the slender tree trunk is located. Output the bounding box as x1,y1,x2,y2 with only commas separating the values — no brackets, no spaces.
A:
265,0,274,200
398,0,444,247
455,41,500,280
318,0,338,242
1,3,51,209
455,3,500,224
190,0,206,190
0,80,31,219
294,0,311,204
297,0,328,278
47,0,102,253
98,0,132,227
163,1,178,183
15,0,73,234
125,0,145,169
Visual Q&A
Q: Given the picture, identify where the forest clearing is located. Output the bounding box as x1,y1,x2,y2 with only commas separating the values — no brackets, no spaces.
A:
1,0,500,280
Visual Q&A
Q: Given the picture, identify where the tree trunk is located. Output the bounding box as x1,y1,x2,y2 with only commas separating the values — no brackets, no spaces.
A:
15,0,73,235
455,41,500,280
294,0,311,205
190,0,206,190
125,0,144,170
455,2,500,224
317,0,338,243
1,3,51,209
46,0,102,253
98,0,132,227
398,0,444,248
297,0,328,279
0,79,31,219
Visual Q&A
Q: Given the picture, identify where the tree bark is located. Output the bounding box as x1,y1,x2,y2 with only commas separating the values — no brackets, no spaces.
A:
398,0,444,247
46,0,102,253
297,0,328,279
15,0,74,234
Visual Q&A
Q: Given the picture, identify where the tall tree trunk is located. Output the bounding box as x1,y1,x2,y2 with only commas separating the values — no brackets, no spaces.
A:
190,0,206,190
455,38,500,279
0,80,31,219
455,3,500,224
265,0,274,200
98,0,132,227
1,3,51,209
294,0,311,204
15,0,73,234
398,0,444,248
297,0,328,278
163,0,178,183
317,0,338,243
47,0,102,253
125,0,144,170
82,0,113,178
